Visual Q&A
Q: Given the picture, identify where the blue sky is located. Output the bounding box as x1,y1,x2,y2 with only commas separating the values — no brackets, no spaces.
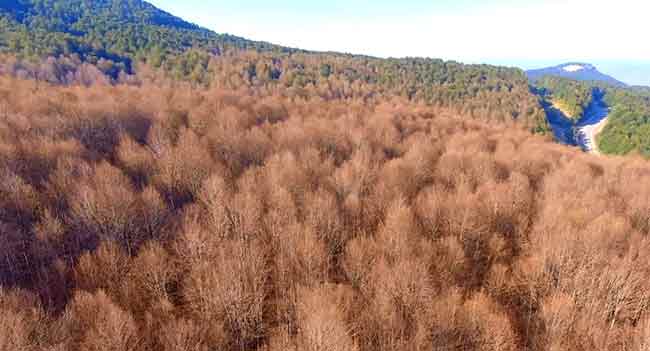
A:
148,0,650,85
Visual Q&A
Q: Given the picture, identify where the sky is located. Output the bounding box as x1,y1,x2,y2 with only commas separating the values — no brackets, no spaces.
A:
148,0,650,85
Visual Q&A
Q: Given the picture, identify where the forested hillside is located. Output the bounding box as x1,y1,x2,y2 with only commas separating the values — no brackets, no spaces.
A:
599,88,650,156
0,53,548,131
0,1,549,131
0,0,288,75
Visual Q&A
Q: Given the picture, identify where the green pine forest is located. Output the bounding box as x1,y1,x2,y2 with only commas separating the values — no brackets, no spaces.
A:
599,87,650,156
533,76,594,120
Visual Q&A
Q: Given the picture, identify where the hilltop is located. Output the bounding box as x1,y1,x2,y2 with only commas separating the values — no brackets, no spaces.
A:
0,0,289,74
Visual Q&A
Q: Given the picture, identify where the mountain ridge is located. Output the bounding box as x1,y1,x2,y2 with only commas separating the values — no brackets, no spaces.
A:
526,62,627,87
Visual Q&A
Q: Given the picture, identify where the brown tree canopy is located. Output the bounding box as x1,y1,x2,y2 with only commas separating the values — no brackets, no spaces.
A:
1,70,650,351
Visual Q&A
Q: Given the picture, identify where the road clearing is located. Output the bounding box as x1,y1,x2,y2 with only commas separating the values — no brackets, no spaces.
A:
574,100,609,155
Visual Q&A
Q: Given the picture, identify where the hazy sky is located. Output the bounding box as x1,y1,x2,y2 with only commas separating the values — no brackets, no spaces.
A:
148,0,650,85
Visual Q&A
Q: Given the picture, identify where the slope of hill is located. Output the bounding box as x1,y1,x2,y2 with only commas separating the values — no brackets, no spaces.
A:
527,62,627,87
533,75,595,120
0,1,549,131
598,87,650,155
0,0,289,74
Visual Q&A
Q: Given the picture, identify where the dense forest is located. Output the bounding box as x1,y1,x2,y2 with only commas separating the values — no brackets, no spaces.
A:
0,51,548,131
2,71,650,351
0,0,548,132
3,1,650,350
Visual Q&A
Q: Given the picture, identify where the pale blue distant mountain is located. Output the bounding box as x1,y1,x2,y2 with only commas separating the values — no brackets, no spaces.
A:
526,63,626,87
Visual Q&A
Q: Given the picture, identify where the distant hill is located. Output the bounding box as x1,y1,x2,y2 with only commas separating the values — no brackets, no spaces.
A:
527,63,626,87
